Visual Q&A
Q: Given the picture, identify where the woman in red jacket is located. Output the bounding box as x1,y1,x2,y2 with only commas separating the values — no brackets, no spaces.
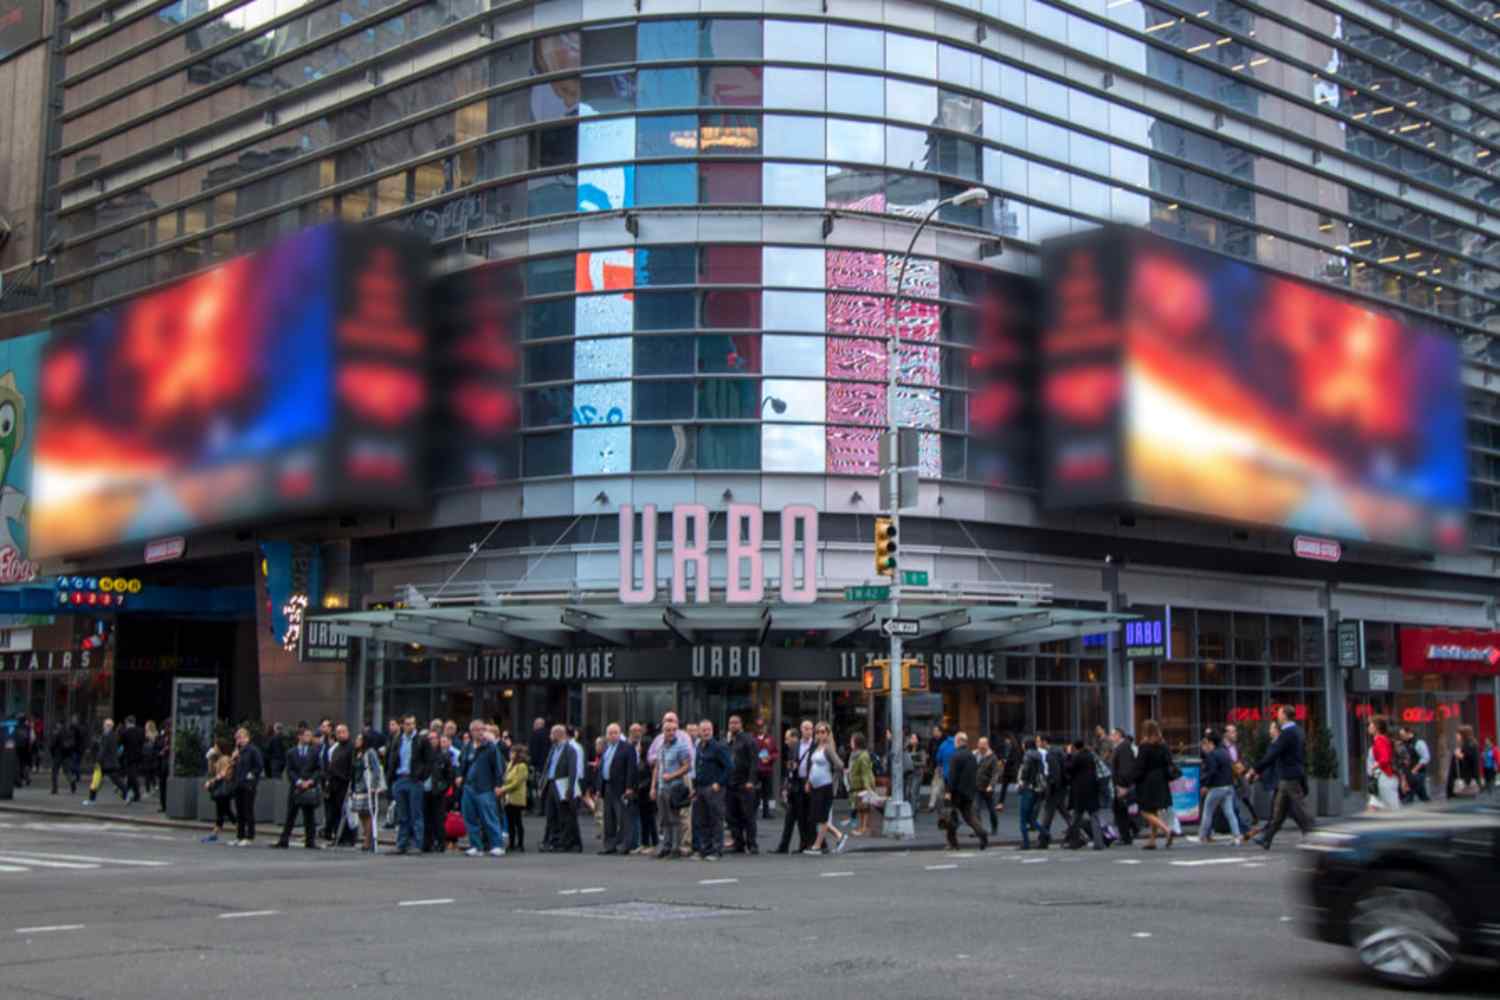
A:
1366,715,1401,811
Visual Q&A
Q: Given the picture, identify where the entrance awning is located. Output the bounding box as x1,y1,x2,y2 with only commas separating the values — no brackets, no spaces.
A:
317,581,1135,654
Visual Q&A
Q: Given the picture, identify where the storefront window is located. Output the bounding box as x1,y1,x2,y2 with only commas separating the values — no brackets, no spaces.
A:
1197,611,1229,660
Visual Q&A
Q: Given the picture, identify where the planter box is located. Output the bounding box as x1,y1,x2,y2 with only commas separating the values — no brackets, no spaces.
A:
196,783,220,823
1313,778,1345,818
165,777,198,820
266,779,290,827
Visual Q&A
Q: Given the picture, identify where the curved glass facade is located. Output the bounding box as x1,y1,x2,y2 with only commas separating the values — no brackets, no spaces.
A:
47,1,1500,542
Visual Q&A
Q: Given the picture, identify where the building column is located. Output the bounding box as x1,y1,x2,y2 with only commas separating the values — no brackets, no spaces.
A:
1105,564,1131,732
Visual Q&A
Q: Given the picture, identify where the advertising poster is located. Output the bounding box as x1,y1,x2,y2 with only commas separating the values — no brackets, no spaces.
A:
0,332,46,583
1170,759,1201,826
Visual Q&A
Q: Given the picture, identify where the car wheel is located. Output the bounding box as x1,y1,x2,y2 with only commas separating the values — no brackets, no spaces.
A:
1348,873,1461,989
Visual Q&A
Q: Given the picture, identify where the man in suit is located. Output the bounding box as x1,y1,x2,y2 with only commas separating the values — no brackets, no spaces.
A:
527,718,551,816
596,722,638,855
540,724,580,852
943,732,989,850
321,723,354,844
775,719,816,853
265,723,289,780
385,714,434,855
1036,734,1069,849
273,726,322,849
118,715,145,804
725,714,760,854
1250,705,1314,849
1109,728,1137,846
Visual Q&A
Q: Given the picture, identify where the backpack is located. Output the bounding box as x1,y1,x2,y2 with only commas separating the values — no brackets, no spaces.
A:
1021,753,1047,795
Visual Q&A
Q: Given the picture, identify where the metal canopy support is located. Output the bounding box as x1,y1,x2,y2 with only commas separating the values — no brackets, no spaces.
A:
914,609,971,645
335,622,475,653
397,613,512,648
560,607,631,646
662,607,696,644
817,605,877,646
467,611,573,647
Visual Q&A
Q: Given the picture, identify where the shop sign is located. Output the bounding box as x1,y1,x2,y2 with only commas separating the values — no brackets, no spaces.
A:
1124,611,1171,659
1292,535,1341,562
0,648,95,672
1399,627,1500,675
618,503,819,605
1227,703,1309,723
1336,621,1361,669
464,645,1000,685
1352,701,1463,724
145,536,186,564
298,617,350,662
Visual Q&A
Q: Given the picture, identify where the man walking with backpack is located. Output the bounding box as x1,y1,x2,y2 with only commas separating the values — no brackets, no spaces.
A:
1017,737,1048,850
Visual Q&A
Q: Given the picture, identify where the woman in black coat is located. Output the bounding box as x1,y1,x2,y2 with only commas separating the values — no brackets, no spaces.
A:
1448,724,1482,798
1063,741,1106,850
1131,720,1176,849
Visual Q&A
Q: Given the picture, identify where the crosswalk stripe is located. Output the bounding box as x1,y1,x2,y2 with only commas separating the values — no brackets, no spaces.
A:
0,865,29,873
0,851,169,867
0,856,99,870
15,924,85,934
1170,857,1248,868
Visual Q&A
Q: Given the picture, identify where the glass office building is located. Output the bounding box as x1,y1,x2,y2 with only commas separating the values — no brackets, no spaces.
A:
45,0,1500,778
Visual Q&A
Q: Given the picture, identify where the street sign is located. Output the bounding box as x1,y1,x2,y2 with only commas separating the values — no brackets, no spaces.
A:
881,618,920,637
1336,621,1361,669
900,570,929,586
145,536,186,564
845,585,891,602
1293,535,1342,562
880,428,919,468
878,468,919,511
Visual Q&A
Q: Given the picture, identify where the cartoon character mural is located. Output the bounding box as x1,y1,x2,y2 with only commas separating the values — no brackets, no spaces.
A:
0,332,46,582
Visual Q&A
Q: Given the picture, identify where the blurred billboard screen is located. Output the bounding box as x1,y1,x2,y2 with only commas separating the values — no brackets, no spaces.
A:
34,224,429,557
1042,226,1467,553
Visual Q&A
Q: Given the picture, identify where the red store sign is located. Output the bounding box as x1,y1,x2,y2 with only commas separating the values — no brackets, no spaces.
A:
1399,627,1500,675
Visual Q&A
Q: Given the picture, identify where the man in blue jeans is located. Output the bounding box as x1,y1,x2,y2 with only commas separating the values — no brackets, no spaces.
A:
384,714,433,855
1017,737,1047,850
1195,732,1242,844
460,725,505,857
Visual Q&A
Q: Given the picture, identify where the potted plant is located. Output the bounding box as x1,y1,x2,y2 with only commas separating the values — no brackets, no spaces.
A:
1241,721,1273,819
167,726,206,820
1308,723,1343,818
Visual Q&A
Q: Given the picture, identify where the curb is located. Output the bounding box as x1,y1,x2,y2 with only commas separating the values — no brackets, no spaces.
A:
0,801,208,831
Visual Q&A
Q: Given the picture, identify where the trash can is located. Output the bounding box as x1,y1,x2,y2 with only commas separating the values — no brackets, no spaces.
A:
0,738,17,800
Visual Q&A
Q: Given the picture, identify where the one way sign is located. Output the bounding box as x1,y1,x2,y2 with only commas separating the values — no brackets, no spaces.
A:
881,618,920,637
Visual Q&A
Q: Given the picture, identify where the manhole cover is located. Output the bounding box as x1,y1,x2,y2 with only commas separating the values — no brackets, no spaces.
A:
532,901,740,922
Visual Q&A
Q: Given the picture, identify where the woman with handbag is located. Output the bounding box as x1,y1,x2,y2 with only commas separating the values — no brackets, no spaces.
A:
202,742,237,844
231,727,263,847
1130,719,1176,850
499,745,530,852
349,731,386,852
805,722,850,855
423,731,455,853
1365,715,1401,811
1448,724,1482,799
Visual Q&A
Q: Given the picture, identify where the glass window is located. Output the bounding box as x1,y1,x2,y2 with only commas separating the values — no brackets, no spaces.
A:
702,245,761,284
533,125,578,168
700,112,761,154
826,165,884,208
828,24,883,69
827,71,883,117
1198,611,1229,660
886,32,937,78
886,79,937,125
885,125,927,169
637,66,698,108
763,163,826,208
698,333,760,372
573,426,630,474
577,166,634,212
764,67,825,111
761,335,825,378
698,426,759,469
524,386,573,427
637,113,699,157
524,431,570,476
828,119,883,164
582,23,635,66
701,290,761,329
525,342,572,382
573,381,631,425
938,43,979,89
701,66,763,107
636,163,697,206
763,424,826,472
762,247,824,288
765,20,823,61
580,71,636,115
698,379,759,419
888,171,939,216
535,32,582,74
575,335,633,377
932,136,980,181
939,90,981,134
636,290,696,329
637,19,696,61
636,245,695,286
525,299,573,340
700,162,761,203
763,115,825,158
576,293,634,337
635,380,694,420
635,334,696,373
762,378,824,421
634,425,696,471
579,117,635,164
527,254,574,295
701,18,761,59
763,290,825,332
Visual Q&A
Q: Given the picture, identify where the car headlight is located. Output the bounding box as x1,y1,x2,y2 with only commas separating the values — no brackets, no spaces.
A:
1298,830,1358,854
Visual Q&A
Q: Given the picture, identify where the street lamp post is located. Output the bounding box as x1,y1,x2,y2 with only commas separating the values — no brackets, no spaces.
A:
883,186,990,840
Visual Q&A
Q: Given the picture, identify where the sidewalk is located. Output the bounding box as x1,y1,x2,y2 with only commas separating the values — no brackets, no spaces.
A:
0,784,1011,852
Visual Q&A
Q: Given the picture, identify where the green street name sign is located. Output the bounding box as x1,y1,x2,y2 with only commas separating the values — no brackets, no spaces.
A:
901,570,929,586
845,585,892,602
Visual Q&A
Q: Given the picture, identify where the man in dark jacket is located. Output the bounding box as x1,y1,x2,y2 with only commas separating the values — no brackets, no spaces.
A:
118,715,145,804
527,718,551,816
88,718,125,803
540,724,581,853
274,725,323,850
320,724,354,844
1109,728,1137,845
1036,734,1069,849
597,722,638,856
1062,740,1106,850
942,732,988,850
1196,732,1242,843
1250,706,1313,849
385,714,434,855
724,715,760,854
265,723,289,780
50,716,83,795
692,720,731,861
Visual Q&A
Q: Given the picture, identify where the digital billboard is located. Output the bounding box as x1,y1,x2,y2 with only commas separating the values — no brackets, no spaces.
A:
0,331,47,581
0,0,44,63
1042,226,1467,553
34,224,429,557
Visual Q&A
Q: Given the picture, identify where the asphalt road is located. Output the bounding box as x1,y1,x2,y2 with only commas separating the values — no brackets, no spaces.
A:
0,816,1492,1000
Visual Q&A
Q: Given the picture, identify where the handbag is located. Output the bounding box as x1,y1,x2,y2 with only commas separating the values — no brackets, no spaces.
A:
294,783,321,808
1453,778,1480,798
668,783,691,811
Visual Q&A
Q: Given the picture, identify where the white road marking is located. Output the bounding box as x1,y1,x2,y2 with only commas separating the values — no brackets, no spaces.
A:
1169,857,1249,868
699,878,739,885
925,864,959,871
819,871,854,878
1279,916,1294,923
1132,932,1152,939
398,898,454,907
1115,859,1142,865
15,924,85,934
218,910,279,920
558,889,580,896
1243,862,1265,869
0,865,28,873
577,887,607,895
3,851,169,867
1022,857,1048,864
0,855,99,870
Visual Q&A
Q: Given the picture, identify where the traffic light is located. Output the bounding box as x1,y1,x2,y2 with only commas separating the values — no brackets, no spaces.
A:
901,660,929,694
874,516,898,576
862,659,890,692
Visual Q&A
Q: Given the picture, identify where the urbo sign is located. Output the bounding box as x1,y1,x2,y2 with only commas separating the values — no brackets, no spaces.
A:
618,503,819,604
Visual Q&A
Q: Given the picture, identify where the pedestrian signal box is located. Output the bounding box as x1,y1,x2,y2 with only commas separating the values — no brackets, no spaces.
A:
862,659,929,693
862,660,888,692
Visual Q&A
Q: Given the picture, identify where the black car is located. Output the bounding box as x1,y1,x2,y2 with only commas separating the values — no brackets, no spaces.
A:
1296,803,1500,988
